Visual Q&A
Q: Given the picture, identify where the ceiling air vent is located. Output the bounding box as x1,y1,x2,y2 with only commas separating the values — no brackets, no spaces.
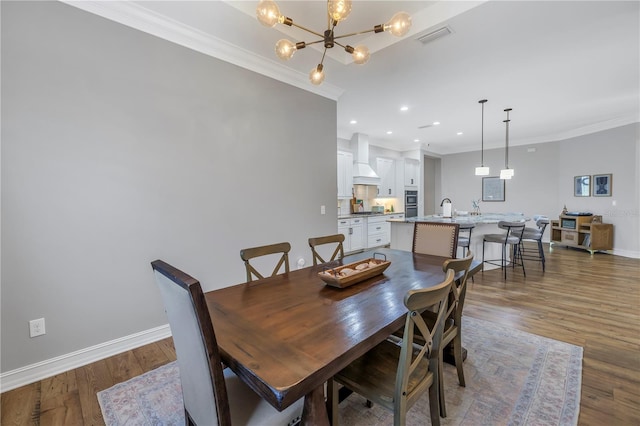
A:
416,26,452,45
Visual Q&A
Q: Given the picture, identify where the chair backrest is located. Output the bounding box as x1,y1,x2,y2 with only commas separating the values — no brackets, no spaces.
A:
396,269,454,408
497,220,526,242
413,222,460,258
151,260,230,426
240,242,291,282
441,252,474,325
308,234,345,266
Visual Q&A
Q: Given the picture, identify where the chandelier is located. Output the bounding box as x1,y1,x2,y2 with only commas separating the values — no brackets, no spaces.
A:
256,0,412,85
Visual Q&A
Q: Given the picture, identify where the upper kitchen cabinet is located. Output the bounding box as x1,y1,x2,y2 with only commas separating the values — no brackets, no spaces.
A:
337,151,353,199
376,157,396,197
404,158,420,188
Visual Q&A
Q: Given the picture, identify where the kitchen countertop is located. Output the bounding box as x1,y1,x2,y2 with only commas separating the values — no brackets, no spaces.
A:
388,212,529,224
338,211,405,219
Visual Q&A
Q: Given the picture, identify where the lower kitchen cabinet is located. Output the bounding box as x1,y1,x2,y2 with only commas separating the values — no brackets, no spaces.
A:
338,217,365,253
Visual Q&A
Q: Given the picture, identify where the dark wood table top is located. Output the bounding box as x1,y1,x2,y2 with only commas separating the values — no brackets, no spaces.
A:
205,248,475,420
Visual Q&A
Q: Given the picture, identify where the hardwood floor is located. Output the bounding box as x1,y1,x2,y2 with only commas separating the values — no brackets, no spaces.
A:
2,244,639,425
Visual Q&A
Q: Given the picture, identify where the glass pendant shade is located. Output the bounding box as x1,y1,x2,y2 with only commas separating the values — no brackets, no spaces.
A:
475,166,490,176
310,65,325,85
256,0,282,27
385,12,412,37
351,45,370,64
328,0,352,22
275,39,296,60
500,168,514,179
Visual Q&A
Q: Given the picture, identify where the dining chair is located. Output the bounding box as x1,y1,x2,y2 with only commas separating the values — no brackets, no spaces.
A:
520,217,550,272
482,220,526,279
457,222,475,257
420,252,474,418
150,260,303,426
413,222,460,258
327,269,455,426
240,242,291,282
308,233,345,265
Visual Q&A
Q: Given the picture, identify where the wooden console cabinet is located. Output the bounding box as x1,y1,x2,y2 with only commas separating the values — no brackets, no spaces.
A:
550,215,613,254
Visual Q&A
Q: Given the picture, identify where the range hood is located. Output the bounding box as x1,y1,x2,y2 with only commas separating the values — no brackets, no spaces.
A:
351,133,380,186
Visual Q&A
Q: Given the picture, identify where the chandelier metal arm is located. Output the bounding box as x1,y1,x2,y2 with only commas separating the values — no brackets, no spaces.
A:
289,21,326,39
333,25,383,41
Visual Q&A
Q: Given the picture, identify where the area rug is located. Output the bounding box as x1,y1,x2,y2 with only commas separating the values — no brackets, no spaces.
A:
98,317,582,425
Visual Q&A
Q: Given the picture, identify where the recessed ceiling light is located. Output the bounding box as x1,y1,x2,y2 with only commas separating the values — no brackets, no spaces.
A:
386,131,393,134
350,120,357,124
400,106,409,112
414,139,420,142
457,132,463,135
433,121,440,125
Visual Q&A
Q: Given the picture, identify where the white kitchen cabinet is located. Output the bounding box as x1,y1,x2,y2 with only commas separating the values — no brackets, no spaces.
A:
367,215,388,248
337,151,353,199
404,158,419,187
376,157,396,197
338,217,365,253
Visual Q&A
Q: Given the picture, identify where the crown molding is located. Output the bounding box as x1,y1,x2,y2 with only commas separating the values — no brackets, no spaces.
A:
60,1,344,101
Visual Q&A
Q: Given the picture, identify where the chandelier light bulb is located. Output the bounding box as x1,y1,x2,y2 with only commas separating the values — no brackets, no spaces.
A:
328,0,352,22
275,39,296,60
309,64,325,85
351,45,370,65
256,0,282,28
385,12,412,37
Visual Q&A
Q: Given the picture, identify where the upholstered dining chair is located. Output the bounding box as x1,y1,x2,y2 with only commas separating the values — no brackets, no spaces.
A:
327,269,455,426
482,221,526,279
421,252,474,418
240,242,291,282
308,234,345,265
413,222,460,258
520,217,550,272
150,260,303,426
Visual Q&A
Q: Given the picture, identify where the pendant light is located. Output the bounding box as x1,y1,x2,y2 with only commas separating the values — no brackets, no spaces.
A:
500,108,514,179
475,99,489,176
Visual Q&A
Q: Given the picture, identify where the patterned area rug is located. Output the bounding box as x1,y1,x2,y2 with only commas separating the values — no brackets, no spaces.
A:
98,317,582,425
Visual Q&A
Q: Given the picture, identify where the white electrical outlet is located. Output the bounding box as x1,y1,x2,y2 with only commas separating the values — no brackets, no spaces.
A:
29,318,46,338
320,205,326,215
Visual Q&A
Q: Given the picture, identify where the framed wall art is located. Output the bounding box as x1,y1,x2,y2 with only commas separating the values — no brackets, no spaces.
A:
592,174,612,197
574,175,590,197
482,176,505,202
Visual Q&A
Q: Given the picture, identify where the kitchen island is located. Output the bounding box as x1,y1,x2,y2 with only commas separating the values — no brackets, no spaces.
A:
388,213,529,269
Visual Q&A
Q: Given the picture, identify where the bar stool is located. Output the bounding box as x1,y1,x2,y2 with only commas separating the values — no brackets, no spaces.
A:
457,222,475,257
520,217,549,271
482,221,526,279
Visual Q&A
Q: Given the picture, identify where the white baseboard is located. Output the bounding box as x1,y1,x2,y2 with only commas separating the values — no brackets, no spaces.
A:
0,324,171,393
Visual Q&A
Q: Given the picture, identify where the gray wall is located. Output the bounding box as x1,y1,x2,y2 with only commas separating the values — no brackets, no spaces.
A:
1,2,337,372
440,124,640,256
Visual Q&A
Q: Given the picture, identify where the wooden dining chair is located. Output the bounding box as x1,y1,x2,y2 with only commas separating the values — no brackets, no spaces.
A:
240,242,291,282
150,260,303,426
308,234,345,265
328,269,455,426
413,222,460,258
421,252,474,418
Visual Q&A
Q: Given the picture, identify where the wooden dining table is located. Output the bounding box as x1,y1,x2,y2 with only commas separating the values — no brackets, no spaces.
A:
205,248,479,425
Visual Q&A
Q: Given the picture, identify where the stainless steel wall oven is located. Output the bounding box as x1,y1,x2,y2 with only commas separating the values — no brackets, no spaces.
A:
405,190,418,218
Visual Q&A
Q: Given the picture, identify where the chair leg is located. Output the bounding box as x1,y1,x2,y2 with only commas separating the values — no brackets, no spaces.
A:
538,240,546,272
502,244,507,280
428,377,441,426
453,333,465,387
438,350,446,418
